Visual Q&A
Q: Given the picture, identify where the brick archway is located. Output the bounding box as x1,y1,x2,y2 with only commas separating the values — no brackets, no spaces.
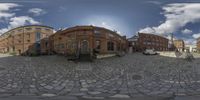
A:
80,40,89,54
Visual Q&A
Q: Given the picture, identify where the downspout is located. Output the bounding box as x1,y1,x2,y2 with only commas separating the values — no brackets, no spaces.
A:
23,27,25,55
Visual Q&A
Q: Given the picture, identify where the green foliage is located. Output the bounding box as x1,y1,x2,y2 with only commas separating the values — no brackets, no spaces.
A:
30,52,39,57
9,52,16,56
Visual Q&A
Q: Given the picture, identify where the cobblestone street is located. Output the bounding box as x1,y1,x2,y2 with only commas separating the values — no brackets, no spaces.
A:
0,53,200,100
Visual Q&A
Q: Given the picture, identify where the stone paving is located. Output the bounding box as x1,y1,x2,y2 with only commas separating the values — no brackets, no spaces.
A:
0,53,200,99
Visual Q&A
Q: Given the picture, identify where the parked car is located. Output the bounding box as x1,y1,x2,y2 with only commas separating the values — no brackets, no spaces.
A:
143,49,157,55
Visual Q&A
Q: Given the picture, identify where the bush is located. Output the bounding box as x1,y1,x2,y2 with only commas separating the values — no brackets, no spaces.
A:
9,52,16,56
30,52,39,57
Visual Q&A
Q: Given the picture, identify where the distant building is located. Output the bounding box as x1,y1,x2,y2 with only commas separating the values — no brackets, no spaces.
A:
185,45,197,52
128,35,139,53
0,25,54,55
174,40,185,52
168,33,176,51
137,33,169,51
197,37,200,52
50,26,128,58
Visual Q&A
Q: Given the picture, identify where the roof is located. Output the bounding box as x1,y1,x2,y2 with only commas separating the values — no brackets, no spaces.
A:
0,25,54,37
138,32,168,40
174,39,184,42
174,40,184,45
57,25,126,40
128,35,138,41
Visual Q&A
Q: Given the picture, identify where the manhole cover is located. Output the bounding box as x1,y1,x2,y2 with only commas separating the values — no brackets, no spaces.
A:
132,74,142,80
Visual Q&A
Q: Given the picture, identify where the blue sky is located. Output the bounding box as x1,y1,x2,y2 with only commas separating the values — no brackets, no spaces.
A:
0,0,200,45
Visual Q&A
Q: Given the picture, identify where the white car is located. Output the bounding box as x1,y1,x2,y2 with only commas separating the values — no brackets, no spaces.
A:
143,49,157,55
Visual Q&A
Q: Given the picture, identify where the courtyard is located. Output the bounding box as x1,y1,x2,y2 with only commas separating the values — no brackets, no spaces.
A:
0,53,200,100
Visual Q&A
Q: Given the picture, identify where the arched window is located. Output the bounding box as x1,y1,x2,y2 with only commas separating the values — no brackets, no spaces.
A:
35,32,41,42
96,40,101,50
107,41,114,51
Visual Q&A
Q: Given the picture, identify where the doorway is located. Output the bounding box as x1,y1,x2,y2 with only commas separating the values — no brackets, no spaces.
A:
81,40,89,54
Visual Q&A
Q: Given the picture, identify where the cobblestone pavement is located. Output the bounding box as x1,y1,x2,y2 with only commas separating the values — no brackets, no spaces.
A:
0,53,200,99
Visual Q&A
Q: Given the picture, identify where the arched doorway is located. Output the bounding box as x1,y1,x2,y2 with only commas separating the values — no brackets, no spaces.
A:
81,40,89,54
18,49,21,55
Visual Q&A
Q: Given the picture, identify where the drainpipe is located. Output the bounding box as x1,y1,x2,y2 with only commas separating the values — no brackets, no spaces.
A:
23,27,25,55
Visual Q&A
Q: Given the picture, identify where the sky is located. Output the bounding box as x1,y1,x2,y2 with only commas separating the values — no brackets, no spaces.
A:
0,0,200,45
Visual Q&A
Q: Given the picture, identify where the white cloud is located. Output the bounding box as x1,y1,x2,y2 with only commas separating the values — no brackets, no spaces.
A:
0,3,40,34
0,16,40,34
0,3,19,19
0,28,9,34
9,16,40,28
139,3,200,34
101,22,112,30
139,27,155,34
0,0,45,3
28,8,46,16
181,29,192,34
184,38,196,45
89,21,122,35
192,33,200,39
101,22,122,35
166,34,177,41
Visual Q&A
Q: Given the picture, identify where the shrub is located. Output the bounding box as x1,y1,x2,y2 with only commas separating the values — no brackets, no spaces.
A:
9,52,16,56
30,52,39,57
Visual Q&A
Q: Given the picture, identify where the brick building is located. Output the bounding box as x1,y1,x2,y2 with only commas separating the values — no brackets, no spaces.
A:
174,39,185,52
133,33,169,51
197,37,200,52
128,35,139,53
50,26,128,58
0,25,54,55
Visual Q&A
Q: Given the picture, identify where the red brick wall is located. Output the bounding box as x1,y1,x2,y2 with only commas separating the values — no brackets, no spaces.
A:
51,26,127,56
138,33,169,51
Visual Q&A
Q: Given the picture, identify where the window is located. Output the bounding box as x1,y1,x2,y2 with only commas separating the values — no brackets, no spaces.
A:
27,33,30,38
35,32,41,42
45,42,48,48
67,40,75,49
96,40,101,50
109,33,114,38
13,46,15,51
94,30,100,34
60,44,64,49
107,41,114,51
94,30,101,37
